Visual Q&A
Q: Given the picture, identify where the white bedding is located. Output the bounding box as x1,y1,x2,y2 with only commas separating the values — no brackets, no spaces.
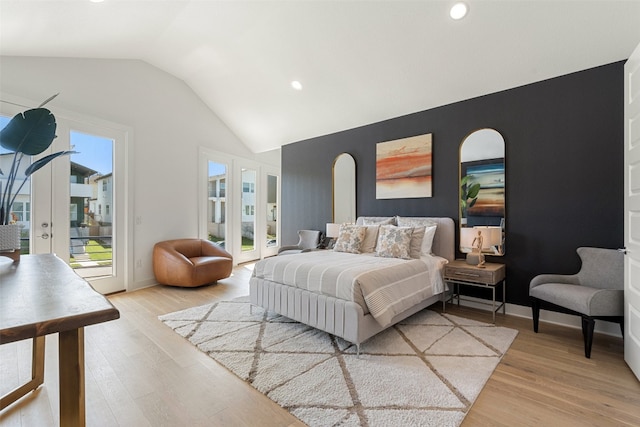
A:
251,250,447,327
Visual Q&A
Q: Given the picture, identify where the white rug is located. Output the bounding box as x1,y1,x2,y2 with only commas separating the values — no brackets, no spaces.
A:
159,297,518,427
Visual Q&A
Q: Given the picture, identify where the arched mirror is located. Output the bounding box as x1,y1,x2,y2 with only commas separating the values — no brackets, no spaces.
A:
459,129,505,255
333,153,356,224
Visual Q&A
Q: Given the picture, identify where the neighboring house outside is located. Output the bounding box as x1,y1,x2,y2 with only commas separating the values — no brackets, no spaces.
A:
1,154,100,255
207,172,257,242
91,173,113,226
208,173,226,240
0,153,30,231
70,161,98,227
241,171,256,240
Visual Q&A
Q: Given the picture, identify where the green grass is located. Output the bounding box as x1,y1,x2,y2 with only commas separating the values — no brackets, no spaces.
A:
241,236,254,251
209,235,256,251
69,240,113,264
85,240,113,261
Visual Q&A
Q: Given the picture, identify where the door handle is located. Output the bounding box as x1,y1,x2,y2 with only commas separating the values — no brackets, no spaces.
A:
39,222,51,239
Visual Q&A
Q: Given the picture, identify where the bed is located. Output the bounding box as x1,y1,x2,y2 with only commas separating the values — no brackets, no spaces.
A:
249,216,455,353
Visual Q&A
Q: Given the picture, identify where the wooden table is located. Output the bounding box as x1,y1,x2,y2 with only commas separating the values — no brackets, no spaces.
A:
0,254,120,426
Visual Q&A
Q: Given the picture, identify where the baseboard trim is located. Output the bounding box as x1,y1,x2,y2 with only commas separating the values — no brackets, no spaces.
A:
453,295,623,338
130,277,157,292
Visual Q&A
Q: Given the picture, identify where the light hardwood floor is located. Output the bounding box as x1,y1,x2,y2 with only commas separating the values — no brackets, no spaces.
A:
1,263,639,426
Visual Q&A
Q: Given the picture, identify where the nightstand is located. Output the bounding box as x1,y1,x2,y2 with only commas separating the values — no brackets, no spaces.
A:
443,259,506,323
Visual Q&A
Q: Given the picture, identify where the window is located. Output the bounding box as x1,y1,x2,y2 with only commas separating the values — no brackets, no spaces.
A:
102,180,107,191
106,205,110,215
12,201,30,222
243,182,255,193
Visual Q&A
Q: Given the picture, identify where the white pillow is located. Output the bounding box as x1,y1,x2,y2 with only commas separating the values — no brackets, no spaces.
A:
421,225,437,255
375,225,412,259
333,224,366,254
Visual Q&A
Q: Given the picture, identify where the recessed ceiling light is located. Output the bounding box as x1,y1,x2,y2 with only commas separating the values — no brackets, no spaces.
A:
450,2,468,20
90,0,105,3
291,81,303,91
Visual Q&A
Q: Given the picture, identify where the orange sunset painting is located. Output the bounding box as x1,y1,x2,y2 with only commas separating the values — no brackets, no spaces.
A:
376,133,432,199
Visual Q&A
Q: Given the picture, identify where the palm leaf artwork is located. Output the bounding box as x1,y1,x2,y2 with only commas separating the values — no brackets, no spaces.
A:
0,94,76,225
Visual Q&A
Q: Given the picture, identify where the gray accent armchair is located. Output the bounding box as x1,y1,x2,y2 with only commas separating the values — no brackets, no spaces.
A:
529,247,624,358
277,230,322,256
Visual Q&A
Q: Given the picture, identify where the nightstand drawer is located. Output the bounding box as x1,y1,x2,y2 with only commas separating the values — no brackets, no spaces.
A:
444,261,505,285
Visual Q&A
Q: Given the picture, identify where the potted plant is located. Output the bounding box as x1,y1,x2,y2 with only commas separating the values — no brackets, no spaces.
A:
0,94,74,257
460,174,480,223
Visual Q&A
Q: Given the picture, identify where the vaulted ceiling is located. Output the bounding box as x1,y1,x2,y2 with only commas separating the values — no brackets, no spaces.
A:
1,1,639,153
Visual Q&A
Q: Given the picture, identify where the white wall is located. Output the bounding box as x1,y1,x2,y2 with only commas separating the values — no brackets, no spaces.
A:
0,56,280,290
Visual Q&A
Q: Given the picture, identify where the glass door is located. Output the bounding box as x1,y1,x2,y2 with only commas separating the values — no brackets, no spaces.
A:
241,168,256,252
263,167,280,258
1,105,129,294
200,149,278,264
63,123,127,294
68,131,114,281
235,161,260,264
200,149,234,256
207,160,228,250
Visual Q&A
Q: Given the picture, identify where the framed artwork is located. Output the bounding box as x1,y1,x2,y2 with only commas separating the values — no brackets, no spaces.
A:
376,133,432,199
462,159,505,217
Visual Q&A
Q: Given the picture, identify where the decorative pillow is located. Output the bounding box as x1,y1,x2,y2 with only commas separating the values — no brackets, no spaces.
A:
360,225,380,253
362,217,395,226
333,224,366,254
408,226,426,259
397,217,438,255
375,225,413,259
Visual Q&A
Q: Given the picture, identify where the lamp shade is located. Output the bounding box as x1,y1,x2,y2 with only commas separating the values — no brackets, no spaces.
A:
460,227,476,252
326,223,341,238
473,226,502,250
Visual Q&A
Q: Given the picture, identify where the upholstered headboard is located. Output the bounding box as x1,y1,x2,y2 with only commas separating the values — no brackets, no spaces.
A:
355,216,455,262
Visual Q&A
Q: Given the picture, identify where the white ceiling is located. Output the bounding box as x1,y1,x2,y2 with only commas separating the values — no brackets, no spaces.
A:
1,1,639,153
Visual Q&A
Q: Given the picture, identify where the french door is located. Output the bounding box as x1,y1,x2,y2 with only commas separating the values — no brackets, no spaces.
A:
1,102,129,294
32,119,129,294
200,148,280,264
624,42,640,381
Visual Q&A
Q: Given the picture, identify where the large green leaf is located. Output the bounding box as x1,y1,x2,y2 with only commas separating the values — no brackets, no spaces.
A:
0,108,57,155
467,182,481,199
24,150,76,177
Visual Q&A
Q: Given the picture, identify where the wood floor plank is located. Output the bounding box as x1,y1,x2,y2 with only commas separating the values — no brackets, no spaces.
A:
1,263,638,426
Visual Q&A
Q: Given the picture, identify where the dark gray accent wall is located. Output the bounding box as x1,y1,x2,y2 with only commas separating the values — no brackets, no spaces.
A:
281,61,624,307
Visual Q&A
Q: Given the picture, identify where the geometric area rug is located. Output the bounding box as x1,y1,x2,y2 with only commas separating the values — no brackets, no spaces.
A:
159,296,518,427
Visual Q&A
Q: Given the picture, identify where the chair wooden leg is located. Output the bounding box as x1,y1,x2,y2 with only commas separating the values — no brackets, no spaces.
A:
531,298,540,333
581,315,595,358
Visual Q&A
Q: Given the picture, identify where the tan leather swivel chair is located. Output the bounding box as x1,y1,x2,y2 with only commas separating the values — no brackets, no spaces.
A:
153,239,233,287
